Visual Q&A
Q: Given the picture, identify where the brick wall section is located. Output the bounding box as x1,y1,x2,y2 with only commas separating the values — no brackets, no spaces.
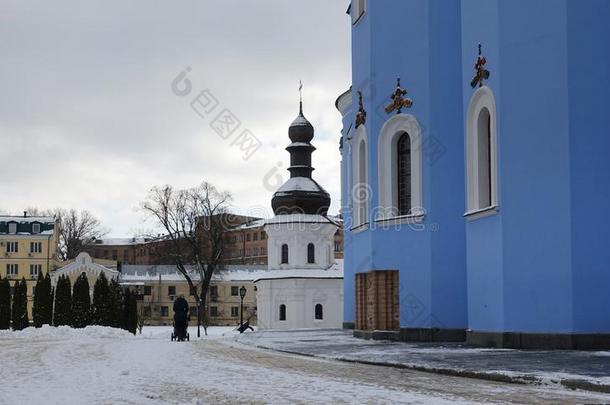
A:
355,270,400,331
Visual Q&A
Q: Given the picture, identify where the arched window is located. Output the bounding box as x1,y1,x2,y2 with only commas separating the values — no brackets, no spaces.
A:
377,114,423,220
281,244,289,264
352,125,369,228
279,304,286,321
315,304,323,320
477,108,492,208
466,86,497,214
396,132,412,215
307,243,315,264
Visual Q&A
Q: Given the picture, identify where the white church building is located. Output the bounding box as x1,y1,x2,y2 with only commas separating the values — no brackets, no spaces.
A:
255,99,344,330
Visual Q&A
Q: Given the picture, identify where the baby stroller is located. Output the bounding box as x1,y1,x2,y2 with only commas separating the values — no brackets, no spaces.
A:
171,296,190,342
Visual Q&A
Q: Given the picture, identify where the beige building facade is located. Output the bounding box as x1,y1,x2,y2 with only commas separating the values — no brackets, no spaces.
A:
0,214,60,318
120,265,266,327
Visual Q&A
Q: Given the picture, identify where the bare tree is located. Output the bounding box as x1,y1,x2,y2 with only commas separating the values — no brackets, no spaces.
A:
56,209,107,261
141,181,232,336
21,207,107,261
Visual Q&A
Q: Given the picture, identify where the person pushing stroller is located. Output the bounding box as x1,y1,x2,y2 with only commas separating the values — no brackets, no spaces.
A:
171,295,190,341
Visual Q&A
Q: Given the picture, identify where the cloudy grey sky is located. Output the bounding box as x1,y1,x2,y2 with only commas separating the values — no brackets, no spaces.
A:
1,1,351,235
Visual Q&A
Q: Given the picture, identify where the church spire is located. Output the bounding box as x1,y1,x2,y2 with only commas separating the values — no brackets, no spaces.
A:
270,84,331,216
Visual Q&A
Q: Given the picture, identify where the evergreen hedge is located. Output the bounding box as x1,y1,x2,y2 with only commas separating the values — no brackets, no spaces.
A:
71,273,91,328
0,276,10,330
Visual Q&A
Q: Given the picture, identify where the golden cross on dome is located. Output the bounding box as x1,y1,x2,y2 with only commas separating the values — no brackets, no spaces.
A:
299,80,303,103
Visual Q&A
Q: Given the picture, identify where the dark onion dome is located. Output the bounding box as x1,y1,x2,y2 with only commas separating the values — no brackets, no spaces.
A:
272,102,331,215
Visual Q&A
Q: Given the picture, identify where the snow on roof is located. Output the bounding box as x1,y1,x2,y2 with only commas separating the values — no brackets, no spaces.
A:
275,177,325,194
233,219,266,230
93,237,149,246
0,216,55,224
290,114,312,127
53,252,119,280
265,214,339,226
120,264,269,283
254,260,344,282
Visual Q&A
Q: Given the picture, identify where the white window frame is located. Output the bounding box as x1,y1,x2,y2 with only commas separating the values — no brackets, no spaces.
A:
32,223,41,234
465,86,498,218
8,223,17,234
351,125,370,230
6,241,18,253
377,114,424,222
30,242,42,253
30,264,41,276
6,264,18,276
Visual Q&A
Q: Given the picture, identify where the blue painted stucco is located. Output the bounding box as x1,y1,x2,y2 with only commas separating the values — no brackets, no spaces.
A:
340,0,610,335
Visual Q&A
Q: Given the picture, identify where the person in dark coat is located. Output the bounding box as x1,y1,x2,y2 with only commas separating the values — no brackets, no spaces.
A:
173,295,189,340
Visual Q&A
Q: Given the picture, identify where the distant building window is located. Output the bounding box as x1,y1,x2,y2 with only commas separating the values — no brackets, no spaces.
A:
30,264,41,277
144,286,152,296
279,304,286,321
260,232,265,240
210,306,219,317
307,243,315,264
254,247,259,256
231,286,239,296
253,233,258,241
334,242,341,252
143,307,151,317
6,242,18,253
246,233,251,242
6,264,18,276
161,306,169,317
315,304,323,320
281,244,289,264
231,306,239,317
30,242,42,253
351,0,366,25
8,223,17,234
111,250,118,260
168,286,176,297
32,223,41,234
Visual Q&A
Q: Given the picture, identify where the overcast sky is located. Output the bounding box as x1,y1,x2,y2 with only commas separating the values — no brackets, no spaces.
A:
0,1,351,235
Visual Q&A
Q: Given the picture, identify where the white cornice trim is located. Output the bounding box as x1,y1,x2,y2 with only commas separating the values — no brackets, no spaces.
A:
335,88,353,117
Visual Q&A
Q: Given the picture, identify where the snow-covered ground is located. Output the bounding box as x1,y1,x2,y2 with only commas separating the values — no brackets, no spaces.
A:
0,326,608,404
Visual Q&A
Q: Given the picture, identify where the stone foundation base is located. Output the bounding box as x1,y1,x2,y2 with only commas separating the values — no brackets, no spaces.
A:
467,330,610,350
343,322,355,330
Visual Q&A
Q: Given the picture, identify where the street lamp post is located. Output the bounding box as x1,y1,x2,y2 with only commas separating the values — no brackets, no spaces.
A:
239,286,247,328
197,297,202,338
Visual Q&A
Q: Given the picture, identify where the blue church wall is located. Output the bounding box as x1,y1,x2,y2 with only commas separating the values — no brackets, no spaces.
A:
342,0,610,342
464,0,576,333
345,0,468,330
567,0,610,333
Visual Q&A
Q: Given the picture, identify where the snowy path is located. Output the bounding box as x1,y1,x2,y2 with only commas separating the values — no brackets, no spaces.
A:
0,326,608,404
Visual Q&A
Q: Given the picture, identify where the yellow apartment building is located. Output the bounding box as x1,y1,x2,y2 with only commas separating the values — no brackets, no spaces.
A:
0,213,60,318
